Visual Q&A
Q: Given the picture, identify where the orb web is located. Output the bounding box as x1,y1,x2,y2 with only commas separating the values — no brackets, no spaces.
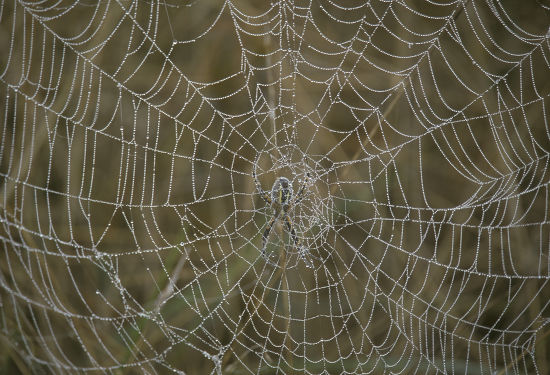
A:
1,1,550,374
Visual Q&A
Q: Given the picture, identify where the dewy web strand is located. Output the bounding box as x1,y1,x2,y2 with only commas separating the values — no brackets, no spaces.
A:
0,1,550,374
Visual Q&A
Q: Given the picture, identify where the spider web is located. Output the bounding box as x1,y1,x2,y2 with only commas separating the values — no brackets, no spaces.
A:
1,0,550,374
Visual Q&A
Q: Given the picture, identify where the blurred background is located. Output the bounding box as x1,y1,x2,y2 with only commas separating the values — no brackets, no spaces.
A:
1,0,550,374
